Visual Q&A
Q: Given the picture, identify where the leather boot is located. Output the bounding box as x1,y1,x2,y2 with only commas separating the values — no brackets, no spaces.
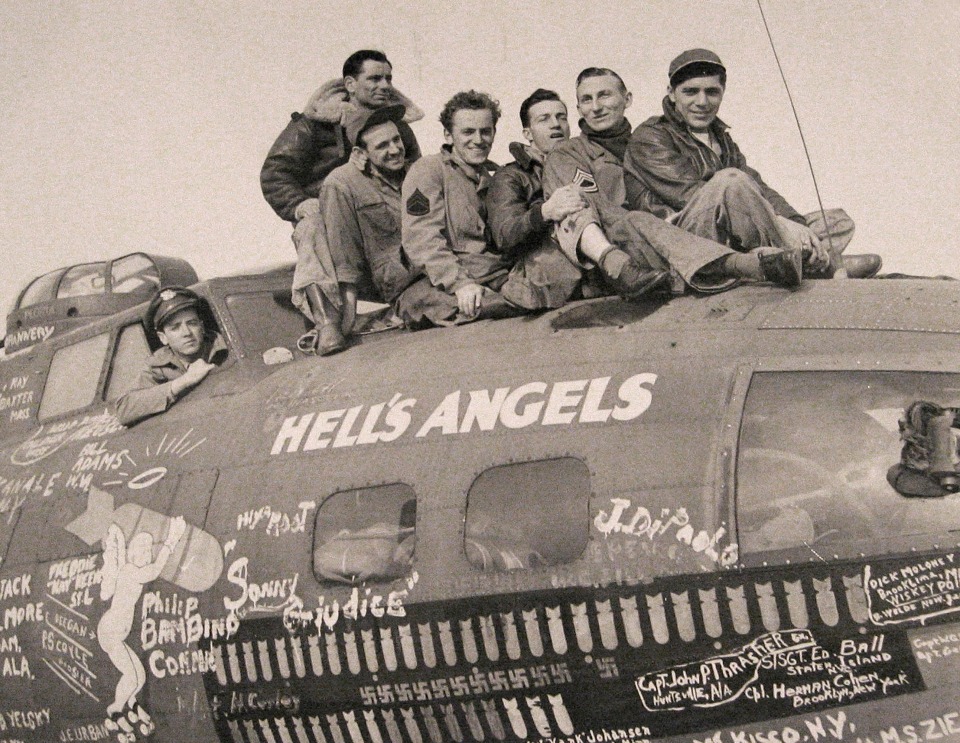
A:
759,248,803,289
599,248,671,301
842,253,882,279
304,284,347,356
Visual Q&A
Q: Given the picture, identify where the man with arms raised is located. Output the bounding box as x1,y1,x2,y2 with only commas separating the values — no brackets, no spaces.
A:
260,50,423,346
401,90,522,324
544,67,806,295
624,49,880,278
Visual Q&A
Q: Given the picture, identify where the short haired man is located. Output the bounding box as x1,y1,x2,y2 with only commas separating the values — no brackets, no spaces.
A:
401,90,523,323
485,89,588,308
114,287,227,426
624,49,881,278
544,67,805,294
260,50,424,343
310,104,450,352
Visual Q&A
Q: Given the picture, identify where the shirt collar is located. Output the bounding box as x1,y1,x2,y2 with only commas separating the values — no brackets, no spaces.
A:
150,332,227,370
369,164,406,194
508,141,543,171
442,145,496,191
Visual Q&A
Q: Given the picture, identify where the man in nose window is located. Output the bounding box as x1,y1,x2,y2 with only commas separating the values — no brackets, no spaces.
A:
113,287,226,426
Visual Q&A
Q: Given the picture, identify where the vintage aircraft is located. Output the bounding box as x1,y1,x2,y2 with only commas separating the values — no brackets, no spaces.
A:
0,252,957,743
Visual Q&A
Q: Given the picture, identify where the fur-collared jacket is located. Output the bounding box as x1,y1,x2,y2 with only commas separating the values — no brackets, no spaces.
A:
260,79,423,223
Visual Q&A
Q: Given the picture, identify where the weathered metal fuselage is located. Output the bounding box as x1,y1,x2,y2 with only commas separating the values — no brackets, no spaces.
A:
0,275,958,743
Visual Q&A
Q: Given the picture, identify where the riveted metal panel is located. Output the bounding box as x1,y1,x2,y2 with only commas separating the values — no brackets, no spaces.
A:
761,295,960,333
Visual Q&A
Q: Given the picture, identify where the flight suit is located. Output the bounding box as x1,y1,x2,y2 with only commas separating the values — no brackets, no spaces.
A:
320,161,452,325
624,97,856,265
322,163,417,303
543,134,738,294
113,333,227,427
401,147,523,324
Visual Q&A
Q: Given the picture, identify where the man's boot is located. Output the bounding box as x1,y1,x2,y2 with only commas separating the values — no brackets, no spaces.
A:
599,247,671,301
304,283,347,356
842,253,882,279
759,247,803,289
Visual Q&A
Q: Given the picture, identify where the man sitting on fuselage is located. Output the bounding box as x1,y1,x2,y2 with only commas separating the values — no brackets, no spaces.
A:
260,49,424,347
311,104,449,352
624,49,881,279
401,90,524,324
543,67,805,294
114,287,226,426
485,89,590,309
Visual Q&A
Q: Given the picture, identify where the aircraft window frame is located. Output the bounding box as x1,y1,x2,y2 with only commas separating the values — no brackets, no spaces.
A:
312,483,417,586
110,253,161,295
37,331,112,421
104,322,152,403
18,268,65,309
57,262,108,299
223,290,312,362
463,457,591,573
728,358,960,567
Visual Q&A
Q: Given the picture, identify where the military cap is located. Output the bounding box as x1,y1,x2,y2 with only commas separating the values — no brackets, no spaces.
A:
343,103,406,147
668,48,725,83
146,286,202,332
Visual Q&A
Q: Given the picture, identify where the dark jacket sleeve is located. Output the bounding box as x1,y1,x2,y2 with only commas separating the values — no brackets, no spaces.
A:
624,123,707,213
260,114,320,223
486,166,547,260
725,139,805,224
399,122,422,166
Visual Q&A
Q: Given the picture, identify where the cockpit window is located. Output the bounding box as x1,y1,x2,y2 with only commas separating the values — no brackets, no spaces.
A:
111,253,161,294
18,268,64,309
464,458,590,571
313,484,416,585
105,323,151,402
38,332,110,421
57,262,107,298
225,291,311,360
736,371,960,562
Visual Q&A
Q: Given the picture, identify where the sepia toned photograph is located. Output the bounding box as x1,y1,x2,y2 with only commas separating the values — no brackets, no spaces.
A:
0,2,958,742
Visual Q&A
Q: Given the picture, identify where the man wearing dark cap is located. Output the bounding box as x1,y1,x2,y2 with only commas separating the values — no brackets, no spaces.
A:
113,287,226,426
543,67,805,295
624,48,881,279
308,103,447,353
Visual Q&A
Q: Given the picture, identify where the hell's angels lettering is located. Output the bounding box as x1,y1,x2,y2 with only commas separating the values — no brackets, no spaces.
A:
270,373,656,455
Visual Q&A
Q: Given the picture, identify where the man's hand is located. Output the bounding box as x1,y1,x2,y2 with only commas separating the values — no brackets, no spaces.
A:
541,184,587,223
349,148,369,172
294,198,320,222
776,216,830,270
455,283,484,319
171,359,215,396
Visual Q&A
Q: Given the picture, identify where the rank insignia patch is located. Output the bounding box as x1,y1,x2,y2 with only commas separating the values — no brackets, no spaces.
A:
572,168,598,193
406,188,430,216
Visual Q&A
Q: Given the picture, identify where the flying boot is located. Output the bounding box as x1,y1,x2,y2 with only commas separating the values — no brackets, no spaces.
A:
759,247,803,289
597,247,672,301
842,253,883,279
303,283,347,356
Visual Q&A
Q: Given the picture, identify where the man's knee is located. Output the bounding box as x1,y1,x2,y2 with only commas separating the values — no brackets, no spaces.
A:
707,168,756,194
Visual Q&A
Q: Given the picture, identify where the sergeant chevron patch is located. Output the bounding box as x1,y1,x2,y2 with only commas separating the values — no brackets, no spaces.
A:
572,168,598,193
406,188,430,216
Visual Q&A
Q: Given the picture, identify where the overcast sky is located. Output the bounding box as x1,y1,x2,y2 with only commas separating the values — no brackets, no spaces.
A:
1,0,958,324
